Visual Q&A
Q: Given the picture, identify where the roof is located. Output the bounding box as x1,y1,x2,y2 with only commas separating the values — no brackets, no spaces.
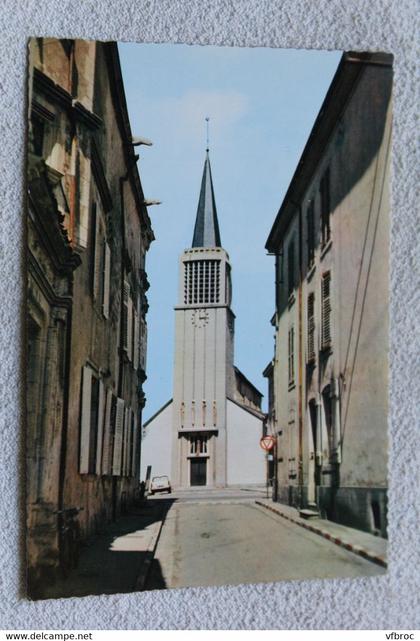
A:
143,399,173,428
262,360,274,378
192,151,222,248
265,51,393,252
234,366,263,399
227,396,266,420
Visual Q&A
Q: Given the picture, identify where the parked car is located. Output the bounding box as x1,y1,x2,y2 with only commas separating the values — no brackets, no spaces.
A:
150,475,172,495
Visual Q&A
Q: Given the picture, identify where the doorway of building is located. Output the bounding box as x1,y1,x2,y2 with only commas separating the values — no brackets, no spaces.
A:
308,399,320,505
190,458,207,486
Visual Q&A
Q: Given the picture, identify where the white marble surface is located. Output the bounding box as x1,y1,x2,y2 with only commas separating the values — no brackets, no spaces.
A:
0,0,418,630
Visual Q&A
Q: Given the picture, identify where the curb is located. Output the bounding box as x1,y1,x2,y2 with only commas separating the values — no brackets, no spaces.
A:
255,500,387,569
134,503,169,591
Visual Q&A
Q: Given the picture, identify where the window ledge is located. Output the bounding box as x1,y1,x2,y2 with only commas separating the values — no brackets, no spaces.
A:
187,454,210,459
321,239,332,259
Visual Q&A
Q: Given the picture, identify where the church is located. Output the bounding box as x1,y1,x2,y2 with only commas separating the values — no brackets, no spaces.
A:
141,150,266,489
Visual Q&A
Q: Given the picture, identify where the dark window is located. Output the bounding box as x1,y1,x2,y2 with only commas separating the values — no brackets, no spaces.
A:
307,293,315,362
320,168,331,245
31,114,45,156
287,240,295,297
322,386,333,457
306,200,315,267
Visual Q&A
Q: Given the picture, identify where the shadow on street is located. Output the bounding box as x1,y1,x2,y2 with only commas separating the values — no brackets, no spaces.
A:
40,498,175,599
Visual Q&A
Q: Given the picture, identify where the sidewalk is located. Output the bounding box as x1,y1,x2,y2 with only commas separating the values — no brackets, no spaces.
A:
255,499,387,568
42,498,170,599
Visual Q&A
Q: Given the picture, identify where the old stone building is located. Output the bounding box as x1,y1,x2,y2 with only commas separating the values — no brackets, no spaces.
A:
141,151,265,489
265,52,392,536
27,38,154,596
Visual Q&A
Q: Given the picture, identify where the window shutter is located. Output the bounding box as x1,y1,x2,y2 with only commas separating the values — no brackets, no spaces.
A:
79,366,92,474
321,272,332,348
307,293,315,361
133,308,139,370
127,408,133,476
112,398,124,476
122,280,130,353
122,406,128,476
93,214,101,300
101,388,113,475
139,319,147,371
125,408,132,477
127,298,133,362
131,412,137,478
102,242,111,319
95,380,105,475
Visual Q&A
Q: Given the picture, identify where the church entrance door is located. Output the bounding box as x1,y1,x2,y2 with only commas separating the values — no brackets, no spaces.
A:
190,458,207,486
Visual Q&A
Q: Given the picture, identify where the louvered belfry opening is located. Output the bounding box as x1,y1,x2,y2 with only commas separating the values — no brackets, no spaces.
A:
184,259,221,305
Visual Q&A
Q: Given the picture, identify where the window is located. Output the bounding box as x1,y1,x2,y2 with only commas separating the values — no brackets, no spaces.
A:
79,366,105,475
90,201,111,318
287,240,295,297
306,200,315,267
307,293,315,362
133,305,140,370
122,280,133,361
190,435,208,455
184,260,220,304
101,388,113,475
102,242,111,319
288,326,295,385
321,271,332,349
320,168,331,246
112,397,125,476
31,114,45,157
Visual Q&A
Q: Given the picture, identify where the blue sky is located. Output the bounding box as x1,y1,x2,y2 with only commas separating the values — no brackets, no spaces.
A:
118,43,341,420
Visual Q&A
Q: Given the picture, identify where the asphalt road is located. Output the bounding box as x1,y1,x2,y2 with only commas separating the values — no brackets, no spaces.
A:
145,498,385,590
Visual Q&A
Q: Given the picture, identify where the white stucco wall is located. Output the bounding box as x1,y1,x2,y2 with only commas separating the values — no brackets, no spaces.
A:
140,400,173,482
226,398,265,486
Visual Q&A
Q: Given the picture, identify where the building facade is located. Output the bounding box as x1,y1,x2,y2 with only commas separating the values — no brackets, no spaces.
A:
141,152,265,489
265,52,392,537
27,38,154,597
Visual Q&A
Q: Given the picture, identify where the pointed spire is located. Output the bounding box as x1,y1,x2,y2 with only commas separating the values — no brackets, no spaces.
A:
192,151,221,248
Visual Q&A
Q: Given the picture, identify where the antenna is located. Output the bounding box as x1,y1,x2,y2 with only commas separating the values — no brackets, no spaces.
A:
205,116,210,152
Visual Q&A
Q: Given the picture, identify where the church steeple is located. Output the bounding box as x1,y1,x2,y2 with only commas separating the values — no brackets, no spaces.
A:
191,151,221,248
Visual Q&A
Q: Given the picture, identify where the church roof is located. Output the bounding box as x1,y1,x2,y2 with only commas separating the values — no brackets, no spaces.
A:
192,151,222,248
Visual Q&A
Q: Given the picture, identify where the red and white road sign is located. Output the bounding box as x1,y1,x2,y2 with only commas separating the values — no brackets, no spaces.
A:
259,435,276,451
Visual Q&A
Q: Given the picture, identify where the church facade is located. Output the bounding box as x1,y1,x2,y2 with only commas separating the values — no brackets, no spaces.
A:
141,152,266,489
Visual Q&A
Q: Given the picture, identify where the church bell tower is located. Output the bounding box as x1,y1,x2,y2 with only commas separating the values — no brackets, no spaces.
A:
171,150,235,488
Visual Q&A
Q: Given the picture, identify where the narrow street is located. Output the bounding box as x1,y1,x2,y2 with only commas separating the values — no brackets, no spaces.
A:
145,491,385,590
